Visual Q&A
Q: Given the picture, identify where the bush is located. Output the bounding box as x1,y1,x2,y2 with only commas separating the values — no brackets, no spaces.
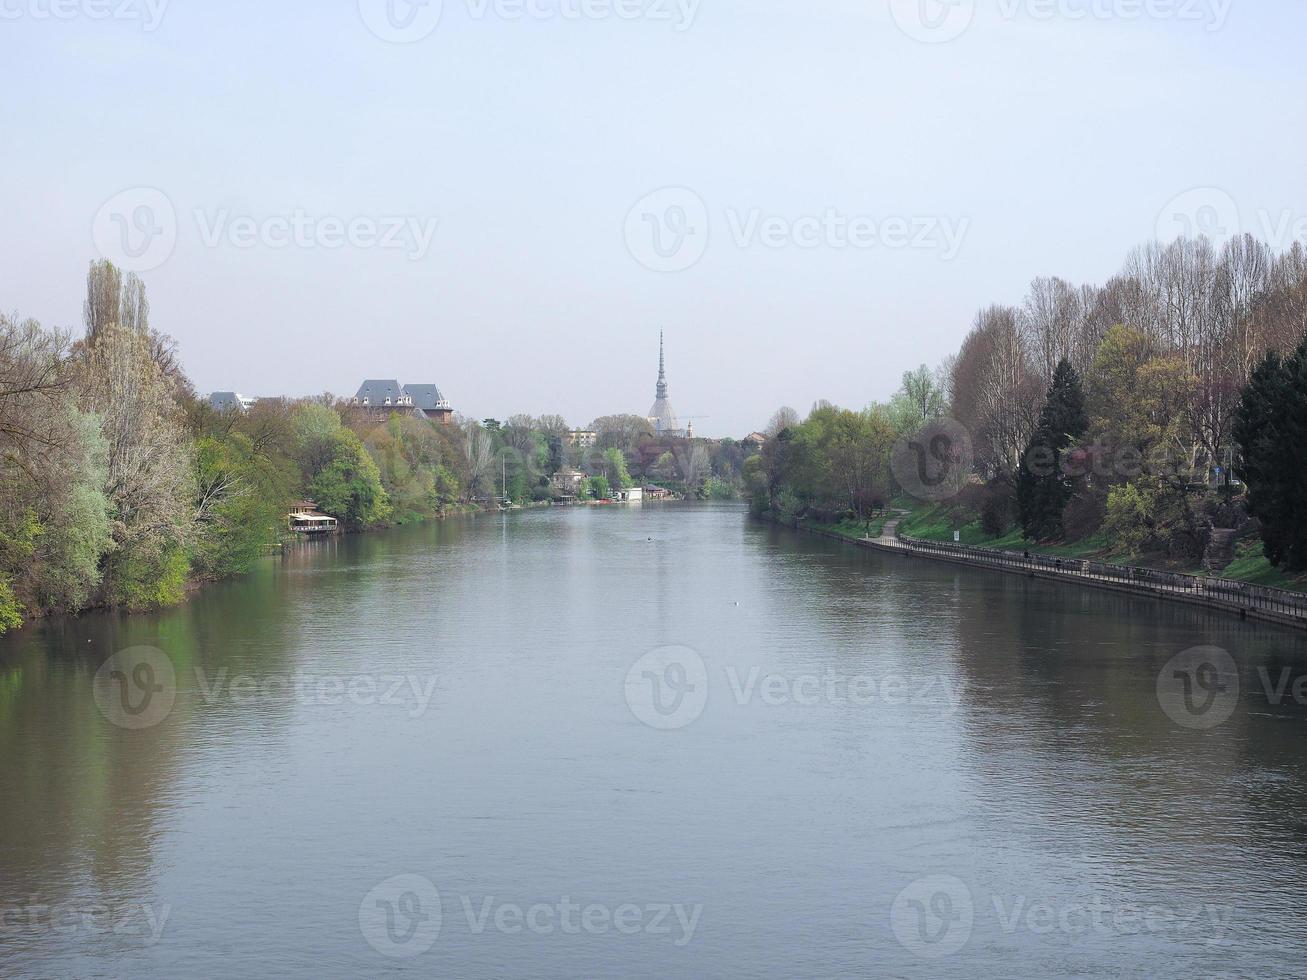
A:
1062,491,1106,542
0,576,24,634
979,483,1014,538
1104,482,1157,556
703,477,737,500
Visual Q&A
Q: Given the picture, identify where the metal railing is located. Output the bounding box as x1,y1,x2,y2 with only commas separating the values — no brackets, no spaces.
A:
893,530,1307,621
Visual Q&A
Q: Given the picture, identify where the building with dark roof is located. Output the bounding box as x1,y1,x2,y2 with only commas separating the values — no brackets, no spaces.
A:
353,380,410,409
351,379,454,424
402,384,454,424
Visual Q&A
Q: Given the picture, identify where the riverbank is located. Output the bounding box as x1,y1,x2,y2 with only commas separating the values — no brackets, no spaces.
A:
760,510,1307,633
895,502,1307,593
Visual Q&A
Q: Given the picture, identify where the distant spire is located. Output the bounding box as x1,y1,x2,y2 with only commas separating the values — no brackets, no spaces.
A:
649,329,678,434
656,330,668,400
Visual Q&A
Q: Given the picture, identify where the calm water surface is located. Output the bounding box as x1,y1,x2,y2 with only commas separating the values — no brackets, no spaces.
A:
3,502,1307,977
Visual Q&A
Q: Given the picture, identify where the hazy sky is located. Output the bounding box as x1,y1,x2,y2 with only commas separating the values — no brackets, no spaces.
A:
3,0,1305,435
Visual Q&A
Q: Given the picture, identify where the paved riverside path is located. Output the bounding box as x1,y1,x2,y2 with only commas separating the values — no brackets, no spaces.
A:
831,512,1307,632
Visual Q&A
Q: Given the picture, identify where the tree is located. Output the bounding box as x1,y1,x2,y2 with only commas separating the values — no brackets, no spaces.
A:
1022,276,1083,385
0,312,72,458
309,428,391,529
1104,481,1159,556
602,447,634,489
191,431,292,576
950,305,1040,478
591,415,653,454
765,406,800,438
461,422,496,501
652,451,677,482
1017,359,1088,540
292,403,346,477
676,443,710,494
83,260,191,395
29,406,113,611
76,323,196,608
824,409,895,517
887,364,945,435
1234,340,1307,570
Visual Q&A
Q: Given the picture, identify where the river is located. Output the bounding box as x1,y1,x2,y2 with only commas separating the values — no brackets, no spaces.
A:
2,502,1306,977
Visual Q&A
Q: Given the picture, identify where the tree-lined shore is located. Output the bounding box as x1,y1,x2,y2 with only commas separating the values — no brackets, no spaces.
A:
0,263,748,635
746,233,1307,590
7,231,1307,637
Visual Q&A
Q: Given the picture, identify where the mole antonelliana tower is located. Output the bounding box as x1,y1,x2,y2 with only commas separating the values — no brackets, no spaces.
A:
647,331,685,436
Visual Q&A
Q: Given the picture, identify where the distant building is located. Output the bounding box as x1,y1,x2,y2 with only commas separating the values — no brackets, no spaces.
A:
353,380,411,410
208,391,257,412
566,430,598,448
351,379,453,424
551,467,588,497
402,384,454,424
742,432,767,449
647,331,684,437
288,500,338,535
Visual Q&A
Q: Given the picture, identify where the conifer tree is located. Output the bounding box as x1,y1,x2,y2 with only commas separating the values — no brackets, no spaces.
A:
1017,359,1089,541
1234,338,1307,570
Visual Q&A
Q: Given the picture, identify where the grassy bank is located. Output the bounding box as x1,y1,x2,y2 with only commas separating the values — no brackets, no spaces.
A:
801,512,893,542
895,501,1307,593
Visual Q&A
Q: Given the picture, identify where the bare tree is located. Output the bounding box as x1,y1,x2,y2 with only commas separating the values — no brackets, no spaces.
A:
765,406,800,437
676,442,710,492
0,313,73,461
1022,276,1081,386
461,422,496,500
952,305,1039,477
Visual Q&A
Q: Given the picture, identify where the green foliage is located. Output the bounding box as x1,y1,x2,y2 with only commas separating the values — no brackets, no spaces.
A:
1234,338,1307,570
886,364,945,435
0,512,41,633
192,433,291,577
292,403,347,478
603,447,634,489
363,414,462,519
114,541,190,611
1017,359,1089,541
769,404,895,517
742,455,770,515
1104,482,1158,557
0,577,23,633
587,475,611,499
79,321,197,609
703,477,737,500
309,428,392,529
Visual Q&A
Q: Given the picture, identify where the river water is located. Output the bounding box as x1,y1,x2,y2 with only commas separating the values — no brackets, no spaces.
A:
2,502,1306,978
